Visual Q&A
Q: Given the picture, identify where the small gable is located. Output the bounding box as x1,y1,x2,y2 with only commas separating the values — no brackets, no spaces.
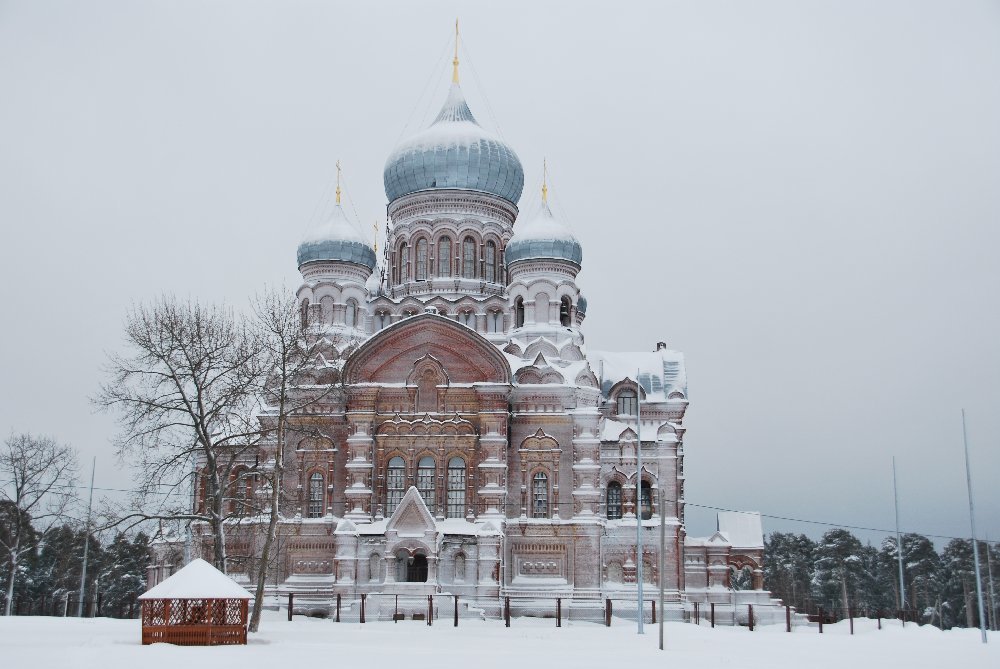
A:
386,486,436,537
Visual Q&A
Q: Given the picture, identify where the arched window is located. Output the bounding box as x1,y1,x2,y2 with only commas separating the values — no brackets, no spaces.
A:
386,456,405,516
438,238,451,277
532,471,549,518
417,456,436,515
454,553,466,582
415,239,428,281
399,242,409,283
514,297,524,328
300,298,310,328
462,237,477,278
640,480,652,520
485,241,497,282
617,390,638,416
375,311,389,330
606,481,623,520
560,296,572,327
345,299,358,327
307,472,324,518
458,310,475,328
447,457,466,518
487,310,503,333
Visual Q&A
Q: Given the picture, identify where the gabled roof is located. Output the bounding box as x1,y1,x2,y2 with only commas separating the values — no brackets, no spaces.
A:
138,558,252,600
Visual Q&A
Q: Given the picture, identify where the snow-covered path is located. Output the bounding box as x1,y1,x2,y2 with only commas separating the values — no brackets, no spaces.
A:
1,613,996,669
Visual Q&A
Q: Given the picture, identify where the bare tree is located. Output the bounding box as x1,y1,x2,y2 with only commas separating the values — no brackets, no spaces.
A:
96,297,264,572
247,288,337,632
0,433,78,615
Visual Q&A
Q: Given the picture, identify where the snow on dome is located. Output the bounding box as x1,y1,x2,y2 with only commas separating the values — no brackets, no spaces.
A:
297,203,377,270
383,83,524,205
138,558,252,600
505,200,583,267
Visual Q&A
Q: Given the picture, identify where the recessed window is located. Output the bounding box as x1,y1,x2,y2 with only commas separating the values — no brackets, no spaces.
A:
386,456,405,515
308,472,324,518
438,238,451,277
640,481,653,520
447,457,466,519
485,241,497,282
417,456,436,514
532,471,548,519
463,236,477,278
345,299,358,327
300,299,310,328
607,481,622,520
487,310,503,333
617,390,638,416
514,297,524,328
416,239,428,281
560,296,572,327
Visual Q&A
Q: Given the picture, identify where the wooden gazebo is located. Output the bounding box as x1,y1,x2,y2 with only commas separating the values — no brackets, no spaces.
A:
139,558,252,646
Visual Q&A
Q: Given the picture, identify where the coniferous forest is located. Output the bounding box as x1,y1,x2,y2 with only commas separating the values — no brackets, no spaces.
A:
764,529,998,629
0,501,150,616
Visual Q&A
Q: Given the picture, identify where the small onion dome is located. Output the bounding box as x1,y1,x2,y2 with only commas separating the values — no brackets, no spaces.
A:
505,200,583,267
297,203,376,270
383,83,524,205
577,294,588,315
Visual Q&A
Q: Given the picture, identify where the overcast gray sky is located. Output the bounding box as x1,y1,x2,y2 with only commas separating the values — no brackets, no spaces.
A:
1,0,998,545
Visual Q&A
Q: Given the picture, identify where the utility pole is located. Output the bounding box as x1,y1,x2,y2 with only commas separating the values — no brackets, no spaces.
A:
77,457,96,617
892,457,906,618
985,538,997,632
961,409,988,644
635,370,643,634
659,483,665,649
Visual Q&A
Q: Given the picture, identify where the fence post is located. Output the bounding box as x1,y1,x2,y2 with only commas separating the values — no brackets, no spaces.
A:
748,605,754,631
97,592,103,617
818,607,824,634
694,601,699,625
288,593,294,621
454,595,459,627
849,608,854,635
360,593,366,624
557,598,561,627
786,604,791,633
605,598,612,627
504,596,510,628
336,593,341,623
651,599,656,625
877,611,881,630
711,602,716,628
64,597,71,617
129,599,135,619
427,595,432,627
41,594,47,616
394,595,399,623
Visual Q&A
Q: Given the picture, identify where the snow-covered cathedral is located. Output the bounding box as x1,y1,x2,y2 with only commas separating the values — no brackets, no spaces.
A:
157,42,783,622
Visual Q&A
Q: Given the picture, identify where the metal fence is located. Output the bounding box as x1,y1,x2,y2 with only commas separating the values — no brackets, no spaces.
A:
4,594,139,619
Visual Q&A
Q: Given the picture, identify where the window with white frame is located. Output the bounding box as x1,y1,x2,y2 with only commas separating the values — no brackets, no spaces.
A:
617,389,638,416
607,481,623,520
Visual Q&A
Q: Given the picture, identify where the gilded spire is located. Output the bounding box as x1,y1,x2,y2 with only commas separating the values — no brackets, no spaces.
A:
372,220,379,254
541,158,548,203
452,19,460,84
335,160,342,205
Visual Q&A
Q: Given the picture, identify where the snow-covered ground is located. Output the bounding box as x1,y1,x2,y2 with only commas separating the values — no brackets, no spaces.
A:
1,612,996,669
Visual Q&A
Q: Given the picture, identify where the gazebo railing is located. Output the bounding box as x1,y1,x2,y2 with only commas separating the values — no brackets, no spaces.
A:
141,598,248,646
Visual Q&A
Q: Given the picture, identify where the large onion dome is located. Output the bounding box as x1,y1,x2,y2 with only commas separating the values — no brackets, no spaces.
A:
505,200,583,267
383,83,524,205
297,203,376,270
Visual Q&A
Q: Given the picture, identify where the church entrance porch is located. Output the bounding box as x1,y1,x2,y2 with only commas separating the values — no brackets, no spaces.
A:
405,554,428,583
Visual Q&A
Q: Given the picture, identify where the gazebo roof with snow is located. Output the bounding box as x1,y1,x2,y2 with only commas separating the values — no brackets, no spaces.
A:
139,558,252,600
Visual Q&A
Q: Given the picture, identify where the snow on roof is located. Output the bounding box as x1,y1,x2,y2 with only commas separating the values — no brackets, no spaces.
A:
138,558,252,600
717,511,764,549
588,349,687,402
